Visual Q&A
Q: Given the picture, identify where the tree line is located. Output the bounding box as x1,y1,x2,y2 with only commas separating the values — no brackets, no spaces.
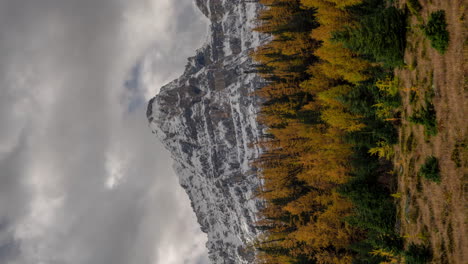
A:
251,0,410,263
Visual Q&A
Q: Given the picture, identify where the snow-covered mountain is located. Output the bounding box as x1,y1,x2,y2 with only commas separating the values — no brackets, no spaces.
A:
146,0,269,263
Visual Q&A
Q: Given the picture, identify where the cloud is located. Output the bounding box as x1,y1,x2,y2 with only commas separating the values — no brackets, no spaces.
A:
0,0,209,263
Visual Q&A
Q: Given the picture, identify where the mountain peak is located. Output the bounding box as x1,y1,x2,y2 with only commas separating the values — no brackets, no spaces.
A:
147,1,269,263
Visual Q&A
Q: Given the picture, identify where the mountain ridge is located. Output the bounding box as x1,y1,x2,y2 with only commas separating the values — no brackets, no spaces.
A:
146,0,268,263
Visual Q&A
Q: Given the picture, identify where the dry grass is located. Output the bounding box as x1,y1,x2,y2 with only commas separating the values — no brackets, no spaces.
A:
394,0,467,263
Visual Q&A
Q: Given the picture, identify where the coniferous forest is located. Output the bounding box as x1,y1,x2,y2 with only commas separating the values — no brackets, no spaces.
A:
249,0,466,263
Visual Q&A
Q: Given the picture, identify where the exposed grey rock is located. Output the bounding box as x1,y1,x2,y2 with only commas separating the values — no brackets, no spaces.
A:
147,0,268,263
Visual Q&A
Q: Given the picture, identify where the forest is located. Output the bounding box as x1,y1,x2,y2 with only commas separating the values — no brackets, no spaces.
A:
249,0,434,263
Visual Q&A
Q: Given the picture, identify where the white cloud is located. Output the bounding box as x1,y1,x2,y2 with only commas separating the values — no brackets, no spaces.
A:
105,150,128,189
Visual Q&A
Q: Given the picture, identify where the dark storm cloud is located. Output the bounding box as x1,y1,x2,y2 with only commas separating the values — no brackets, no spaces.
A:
0,0,209,263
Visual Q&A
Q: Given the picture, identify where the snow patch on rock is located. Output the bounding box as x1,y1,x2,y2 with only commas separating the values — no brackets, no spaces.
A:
147,0,269,263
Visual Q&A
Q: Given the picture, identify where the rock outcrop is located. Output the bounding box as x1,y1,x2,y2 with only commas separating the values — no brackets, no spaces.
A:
147,0,268,262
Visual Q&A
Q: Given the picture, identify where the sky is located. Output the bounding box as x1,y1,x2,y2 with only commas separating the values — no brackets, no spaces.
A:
0,0,211,263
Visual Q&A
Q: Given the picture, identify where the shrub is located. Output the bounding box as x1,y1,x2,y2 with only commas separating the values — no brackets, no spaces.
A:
418,156,441,183
407,0,422,16
409,102,437,137
422,10,450,54
451,140,467,168
404,243,432,264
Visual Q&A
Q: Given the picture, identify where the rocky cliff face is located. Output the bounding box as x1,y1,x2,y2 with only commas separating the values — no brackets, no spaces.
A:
146,0,268,263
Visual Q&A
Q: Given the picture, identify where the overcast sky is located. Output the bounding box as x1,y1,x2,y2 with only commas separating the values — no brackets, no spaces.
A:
0,0,210,263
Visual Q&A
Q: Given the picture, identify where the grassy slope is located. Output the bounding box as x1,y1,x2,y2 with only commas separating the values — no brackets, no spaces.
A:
393,0,467,263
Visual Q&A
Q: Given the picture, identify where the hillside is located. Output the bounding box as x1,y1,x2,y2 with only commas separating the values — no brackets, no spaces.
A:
394,0,467,263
